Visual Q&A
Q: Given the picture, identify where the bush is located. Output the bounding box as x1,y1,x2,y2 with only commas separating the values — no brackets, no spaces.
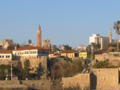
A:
93,59,117,68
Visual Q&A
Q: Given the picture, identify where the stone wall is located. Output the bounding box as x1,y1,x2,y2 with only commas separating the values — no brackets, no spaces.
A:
20,56,48,78
21,80,51,90
62,73,90,90
0,80,62,90
91,68,119,90
95,53,120,61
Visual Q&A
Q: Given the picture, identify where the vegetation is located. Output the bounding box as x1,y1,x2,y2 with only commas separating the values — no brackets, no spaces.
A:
28,39,32,45
114,21,120,51
63,45,72,50
49,58,85,79
93,59,117,68
52,45,57,52
0,65,11,80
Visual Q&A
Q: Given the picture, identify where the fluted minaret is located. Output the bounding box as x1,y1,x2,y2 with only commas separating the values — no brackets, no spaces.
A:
37,25,42,47
109,27,112,43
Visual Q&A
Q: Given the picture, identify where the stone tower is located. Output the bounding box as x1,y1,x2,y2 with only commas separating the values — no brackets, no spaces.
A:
37,25,42,47
109,27,112,43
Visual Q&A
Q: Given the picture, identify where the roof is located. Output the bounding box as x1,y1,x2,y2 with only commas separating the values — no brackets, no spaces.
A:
61,50,75,53
0,50,13,53
16,46,50,51
49,52,54,54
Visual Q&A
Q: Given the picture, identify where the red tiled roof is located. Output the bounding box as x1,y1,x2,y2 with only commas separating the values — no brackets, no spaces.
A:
17,46,50,50
0,50,13,53
49,52,54,54
61,50,75,53
54,53,61,56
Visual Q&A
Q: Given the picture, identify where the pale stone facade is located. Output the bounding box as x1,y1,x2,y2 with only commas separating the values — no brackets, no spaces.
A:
2,39,13,49
62,73,90,90
42,39,51,49
61,50,76,58
91,68,119,90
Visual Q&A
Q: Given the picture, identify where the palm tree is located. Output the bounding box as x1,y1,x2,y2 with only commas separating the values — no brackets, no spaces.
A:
114,21,120,51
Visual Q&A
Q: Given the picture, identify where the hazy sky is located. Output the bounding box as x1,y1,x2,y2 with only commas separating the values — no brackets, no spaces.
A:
0,0,120,47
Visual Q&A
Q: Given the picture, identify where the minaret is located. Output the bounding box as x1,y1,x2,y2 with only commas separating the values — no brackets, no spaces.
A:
109,27,112,43
37,25,42,47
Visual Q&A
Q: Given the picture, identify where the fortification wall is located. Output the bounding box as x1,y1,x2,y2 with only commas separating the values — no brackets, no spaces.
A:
95,53,120,61
62,73,90,90
21,80,51,90
91,68,119,90
0,80,62,90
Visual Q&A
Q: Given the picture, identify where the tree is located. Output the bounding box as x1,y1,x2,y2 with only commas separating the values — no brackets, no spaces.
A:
52,45,57,52
28,39,32,45
114,21,120,51
24,59,30,78
63,45,72,50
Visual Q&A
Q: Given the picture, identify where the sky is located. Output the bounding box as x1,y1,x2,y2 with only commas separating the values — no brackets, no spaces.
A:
0,0,120,47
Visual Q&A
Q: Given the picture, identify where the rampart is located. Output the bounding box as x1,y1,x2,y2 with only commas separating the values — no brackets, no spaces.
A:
91,68,119,90
0,80,62,90
62,73,90,90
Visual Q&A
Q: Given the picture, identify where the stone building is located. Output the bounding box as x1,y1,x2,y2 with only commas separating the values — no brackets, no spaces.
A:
0,46,50,75
42,39,51,49
1,39,13,49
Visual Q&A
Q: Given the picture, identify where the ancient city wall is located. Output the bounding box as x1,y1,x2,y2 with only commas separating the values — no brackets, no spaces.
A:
0,80,62,90
21,80,51,90
95,53,120,61
62,73,90,90
91,68,119,90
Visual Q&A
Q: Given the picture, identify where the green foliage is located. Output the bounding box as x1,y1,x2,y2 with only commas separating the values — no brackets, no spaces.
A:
91,43,100,51
114,21,120,35
64,57,72,62
24,59,30,77
63,45,72,50
93,60,117,68
0,65,11,80
50,58,85,79
52,45,57,52
28,39,32,45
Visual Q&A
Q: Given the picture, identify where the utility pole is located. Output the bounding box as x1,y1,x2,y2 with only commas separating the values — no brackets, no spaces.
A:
11,63,13,80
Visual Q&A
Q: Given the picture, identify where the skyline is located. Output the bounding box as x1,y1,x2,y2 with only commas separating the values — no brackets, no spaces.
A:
0,0,120,47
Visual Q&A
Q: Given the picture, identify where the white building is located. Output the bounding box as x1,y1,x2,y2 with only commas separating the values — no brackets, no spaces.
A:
0,46,50,62
89,34,100,45
89,34,109,49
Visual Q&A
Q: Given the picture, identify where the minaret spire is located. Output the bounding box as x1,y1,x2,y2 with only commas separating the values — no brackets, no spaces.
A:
109,26,112,43
37,25,42,47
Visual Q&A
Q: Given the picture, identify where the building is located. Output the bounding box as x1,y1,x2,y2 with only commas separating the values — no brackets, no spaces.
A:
0,50,13,62
49,52,61,58
79,52,90,59
1,39,14,49
77,45,87,51
89,34,100,45
42,39,51,49
89,34,109,49
13,46,50,59
61,50,78,58
37,25,42,47
100,36,109,49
